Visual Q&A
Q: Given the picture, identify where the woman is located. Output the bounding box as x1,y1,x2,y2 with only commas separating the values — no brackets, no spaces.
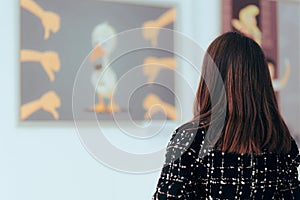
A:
153,32,300,199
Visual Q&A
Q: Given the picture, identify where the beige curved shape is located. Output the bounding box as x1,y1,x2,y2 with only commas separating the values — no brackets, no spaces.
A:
143,57,176,83
268,60,291,91
20,0,60,39
21,49,61,82
20,90,61,120
142,8,175,47
280,62,291,88
231,5,262,45
231,19,243,32
143,94,177,121
268,62,276,80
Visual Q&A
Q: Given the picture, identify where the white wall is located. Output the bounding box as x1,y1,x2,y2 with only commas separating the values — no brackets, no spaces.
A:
0,0,221,199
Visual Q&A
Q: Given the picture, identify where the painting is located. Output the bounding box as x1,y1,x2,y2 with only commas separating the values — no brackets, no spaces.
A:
20,0,177,122
222,0,300,143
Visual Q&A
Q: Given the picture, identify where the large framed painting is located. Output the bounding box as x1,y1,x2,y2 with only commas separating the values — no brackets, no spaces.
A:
222,0,300,143
20,0,177,122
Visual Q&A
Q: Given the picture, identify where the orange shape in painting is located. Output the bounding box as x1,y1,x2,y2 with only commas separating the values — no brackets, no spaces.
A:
142,8,175,47
20,90,61,120
143,57,176,83
21,50,61,82
143,93,177,121
20,0,60,40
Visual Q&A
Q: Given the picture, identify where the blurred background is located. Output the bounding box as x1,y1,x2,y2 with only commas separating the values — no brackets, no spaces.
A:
1,0,300,199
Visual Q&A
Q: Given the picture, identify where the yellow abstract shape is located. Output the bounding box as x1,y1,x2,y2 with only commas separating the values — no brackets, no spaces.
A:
20,0,60,39
143,57,176,83
142,8,175,47
143,94,177,121
41,11,60,39
268,60,291,91
231,5,262,45
20,90,61,120
21,50,61,82
142,22,159,47
39,91,61,119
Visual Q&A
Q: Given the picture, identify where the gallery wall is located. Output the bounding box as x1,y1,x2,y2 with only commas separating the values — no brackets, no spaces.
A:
2,0,300,199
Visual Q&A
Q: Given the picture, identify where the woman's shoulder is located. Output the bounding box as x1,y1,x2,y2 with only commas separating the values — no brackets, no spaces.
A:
168,121,206,151
289,137,300,165
165,120,206,163
171,120,205,138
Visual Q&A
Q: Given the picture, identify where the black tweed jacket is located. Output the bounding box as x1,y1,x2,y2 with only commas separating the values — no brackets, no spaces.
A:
153,122,300,199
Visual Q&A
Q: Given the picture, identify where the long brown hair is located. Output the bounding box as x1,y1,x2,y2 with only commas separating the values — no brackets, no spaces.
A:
193,32,291,154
